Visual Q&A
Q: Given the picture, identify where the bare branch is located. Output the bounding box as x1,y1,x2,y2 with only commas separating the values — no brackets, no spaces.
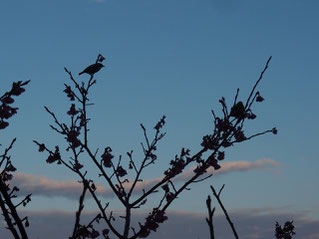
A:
206,195,215,239
71,180,88,238
245,56,272,108
210,185,239,239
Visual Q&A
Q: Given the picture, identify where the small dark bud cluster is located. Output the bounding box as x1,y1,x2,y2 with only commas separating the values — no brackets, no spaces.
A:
138,209,168,238
0,81,29,130
77,226,100,239
164,149,189,178
46,146,62,164
154,115,166,131
63,84,75,101
101,147,114,168
275,221,295,239
229,101,245,119
256,92,264,102
116,166,127,177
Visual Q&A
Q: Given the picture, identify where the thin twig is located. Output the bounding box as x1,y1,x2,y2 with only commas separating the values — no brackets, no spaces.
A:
245,56,272,108
210,185,239,239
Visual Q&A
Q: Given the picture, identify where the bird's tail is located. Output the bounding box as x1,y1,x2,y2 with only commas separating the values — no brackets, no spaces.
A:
78,71,84,75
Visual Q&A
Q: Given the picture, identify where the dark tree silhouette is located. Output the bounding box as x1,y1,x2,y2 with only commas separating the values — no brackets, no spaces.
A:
0,55,284,239
32,54,277,239
0,80,31,239
275,221,296,239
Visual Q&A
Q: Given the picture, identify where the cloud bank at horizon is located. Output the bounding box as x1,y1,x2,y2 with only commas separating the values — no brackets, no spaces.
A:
2,206,318,239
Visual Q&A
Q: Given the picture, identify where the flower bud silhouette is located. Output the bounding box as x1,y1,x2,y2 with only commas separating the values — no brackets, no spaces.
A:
229,101,245,119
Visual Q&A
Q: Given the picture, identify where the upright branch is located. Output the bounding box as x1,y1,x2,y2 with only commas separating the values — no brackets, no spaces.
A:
206,195,216,239
72,179,89,238
245,56,272,109
210,185,239,239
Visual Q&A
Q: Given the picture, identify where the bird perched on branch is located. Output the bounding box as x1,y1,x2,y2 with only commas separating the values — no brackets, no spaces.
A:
79,63,104,76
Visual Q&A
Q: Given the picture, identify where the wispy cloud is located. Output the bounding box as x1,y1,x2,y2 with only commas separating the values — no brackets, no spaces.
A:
11,159,278,200
12,173,113,200
175,158,279,181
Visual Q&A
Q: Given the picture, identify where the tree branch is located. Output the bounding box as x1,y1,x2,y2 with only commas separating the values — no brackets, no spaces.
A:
210,185,239,239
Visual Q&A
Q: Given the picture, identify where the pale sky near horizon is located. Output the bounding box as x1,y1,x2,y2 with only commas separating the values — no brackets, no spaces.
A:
1,0,319,238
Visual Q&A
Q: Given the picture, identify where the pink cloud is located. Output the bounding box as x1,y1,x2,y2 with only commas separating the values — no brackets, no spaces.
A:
175,158,279,181
10,159,278,200
11,172,113,199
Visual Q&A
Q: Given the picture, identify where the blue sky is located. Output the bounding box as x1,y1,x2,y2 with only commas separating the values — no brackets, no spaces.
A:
1,0,319,238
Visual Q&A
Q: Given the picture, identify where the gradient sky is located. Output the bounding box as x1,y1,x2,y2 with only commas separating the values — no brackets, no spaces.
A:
1,0,319,238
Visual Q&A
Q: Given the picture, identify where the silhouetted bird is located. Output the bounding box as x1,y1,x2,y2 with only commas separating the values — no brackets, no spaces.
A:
79,63,104,76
